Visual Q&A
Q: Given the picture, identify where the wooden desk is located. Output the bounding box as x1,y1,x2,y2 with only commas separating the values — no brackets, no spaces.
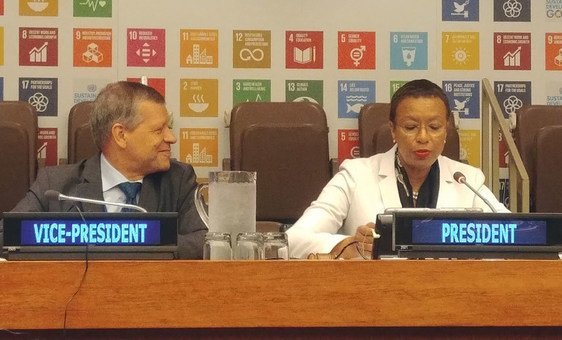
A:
1,260,562,336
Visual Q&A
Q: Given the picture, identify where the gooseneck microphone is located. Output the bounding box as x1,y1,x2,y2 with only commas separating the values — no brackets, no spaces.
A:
453,171,498,213
44,190,148,213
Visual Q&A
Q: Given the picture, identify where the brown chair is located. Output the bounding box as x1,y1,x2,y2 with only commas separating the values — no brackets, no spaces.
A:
534,125,562,212
227,102,335,224
256,221,284,233
358,103,392,157
0,101,37,212
513,105,562,212
358,102,460,161
68,101,98,164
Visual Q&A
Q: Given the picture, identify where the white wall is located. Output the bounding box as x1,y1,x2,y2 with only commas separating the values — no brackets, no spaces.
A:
1,0,561,183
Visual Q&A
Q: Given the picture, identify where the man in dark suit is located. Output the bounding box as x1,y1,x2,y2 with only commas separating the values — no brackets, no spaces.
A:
1,81,207,259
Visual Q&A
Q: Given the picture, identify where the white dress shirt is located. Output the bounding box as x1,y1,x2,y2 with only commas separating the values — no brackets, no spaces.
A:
100,154,143,212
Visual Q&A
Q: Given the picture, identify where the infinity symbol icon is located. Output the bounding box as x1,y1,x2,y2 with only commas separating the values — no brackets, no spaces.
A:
240,48,264,61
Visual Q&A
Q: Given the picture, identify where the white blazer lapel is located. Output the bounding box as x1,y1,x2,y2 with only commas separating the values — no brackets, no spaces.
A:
436,156,463,208
378,146,402,209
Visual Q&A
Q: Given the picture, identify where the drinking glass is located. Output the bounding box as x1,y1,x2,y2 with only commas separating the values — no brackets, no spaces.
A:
203,232,232,260
234,232,264,260
263,232,289,260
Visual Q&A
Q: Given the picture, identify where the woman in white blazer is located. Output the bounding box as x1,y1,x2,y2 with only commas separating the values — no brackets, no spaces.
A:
287,79,509,259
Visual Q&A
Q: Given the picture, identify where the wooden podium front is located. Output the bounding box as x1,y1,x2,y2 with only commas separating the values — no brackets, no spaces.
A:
1,260,562,336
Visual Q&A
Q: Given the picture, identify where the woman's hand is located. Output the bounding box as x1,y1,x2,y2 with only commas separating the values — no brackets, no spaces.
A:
329,223,380,259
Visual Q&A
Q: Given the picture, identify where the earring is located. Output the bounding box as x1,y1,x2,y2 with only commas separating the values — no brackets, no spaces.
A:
392,139,396,143
444,140,447,144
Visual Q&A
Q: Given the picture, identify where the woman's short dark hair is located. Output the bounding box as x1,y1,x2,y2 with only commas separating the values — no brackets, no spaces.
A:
389,79,451,123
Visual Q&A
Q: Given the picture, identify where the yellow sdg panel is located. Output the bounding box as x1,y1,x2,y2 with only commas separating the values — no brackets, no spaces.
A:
442,31,479,70
180,128,218,168
459,129,481,168
179,79,218,117
180,29,218,68
0,27,3,66
232,30,271,69
20,0,58,16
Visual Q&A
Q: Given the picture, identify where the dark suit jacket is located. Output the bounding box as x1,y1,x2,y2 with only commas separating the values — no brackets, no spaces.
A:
0,154,207,259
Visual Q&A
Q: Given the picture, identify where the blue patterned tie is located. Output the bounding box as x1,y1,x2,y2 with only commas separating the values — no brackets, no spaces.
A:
118,182,142,212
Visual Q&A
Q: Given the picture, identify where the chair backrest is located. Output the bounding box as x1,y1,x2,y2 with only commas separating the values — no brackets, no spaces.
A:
68,101,98,164
229,102,331,223
358,103,391,157
0,101,37,212
358,102,460,161
534,125,562,212
514,105,562,212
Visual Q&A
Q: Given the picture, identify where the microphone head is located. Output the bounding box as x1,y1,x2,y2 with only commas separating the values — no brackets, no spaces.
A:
453,171,466,184
44,190,61,201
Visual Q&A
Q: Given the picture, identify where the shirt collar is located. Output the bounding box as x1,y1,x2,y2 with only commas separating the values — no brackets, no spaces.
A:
100,153,143,192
